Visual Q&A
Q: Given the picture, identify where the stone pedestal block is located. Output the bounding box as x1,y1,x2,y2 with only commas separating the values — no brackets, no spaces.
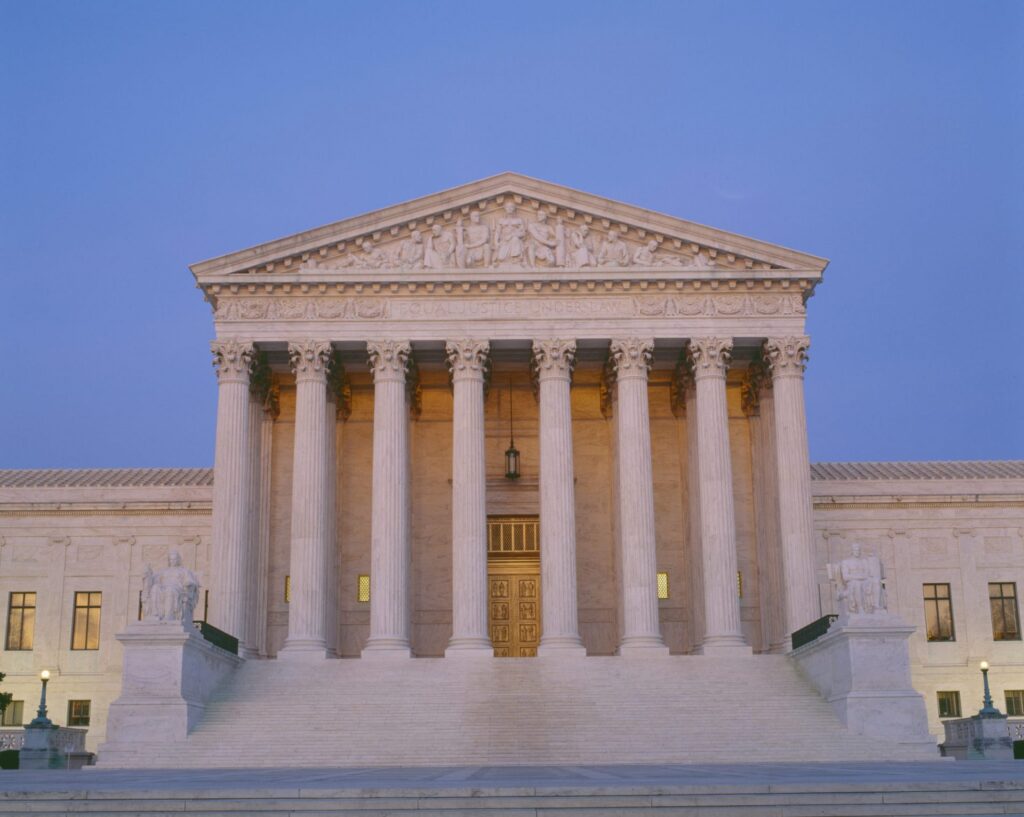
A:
19,724,62,770
942,715,1015,760
97,622,242,765
791,613,937,754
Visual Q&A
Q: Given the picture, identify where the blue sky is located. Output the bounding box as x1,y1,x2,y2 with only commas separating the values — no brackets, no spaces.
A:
1,0,1021,467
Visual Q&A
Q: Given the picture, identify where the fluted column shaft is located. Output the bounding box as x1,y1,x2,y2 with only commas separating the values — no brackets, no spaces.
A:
765,336,819,643
363,340,413,658
611,339,668,654
280,341,332,659
252,391,277,656
239,391,263,657
445,340,492,656
210,340,255,642
533,339,586,656
688,337,749,654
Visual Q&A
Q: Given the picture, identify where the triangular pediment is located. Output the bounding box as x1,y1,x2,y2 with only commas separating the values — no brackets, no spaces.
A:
190,172,827,279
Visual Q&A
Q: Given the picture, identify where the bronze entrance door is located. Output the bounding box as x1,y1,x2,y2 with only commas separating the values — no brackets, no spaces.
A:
487,516,541,657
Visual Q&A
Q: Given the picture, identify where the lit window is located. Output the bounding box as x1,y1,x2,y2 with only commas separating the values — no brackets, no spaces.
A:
5,592,36,651
1,701,23,726
657,572,669,600
71,592,102,650
67,700,91,727
1006,690,1024,717
937,690,962,719
989,583,1021,641
357,575,370,603
923,583,955,642
284,576,290,603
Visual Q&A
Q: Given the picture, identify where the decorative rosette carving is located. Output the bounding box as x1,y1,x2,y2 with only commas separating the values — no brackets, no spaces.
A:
608,338,654,381
211,339,255,383
367,340,412,383
445,339,490,380
685,337,733,380
763,336,810,379
288,340,333,383
531,339,577,380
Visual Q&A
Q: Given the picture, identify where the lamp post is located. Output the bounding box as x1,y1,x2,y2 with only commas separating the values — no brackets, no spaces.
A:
504,380,520,480
29,670,52,727
978,660,1002,718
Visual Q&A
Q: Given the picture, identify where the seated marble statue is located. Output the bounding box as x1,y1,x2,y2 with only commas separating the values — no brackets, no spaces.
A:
830,542,886,616
141,549,201,624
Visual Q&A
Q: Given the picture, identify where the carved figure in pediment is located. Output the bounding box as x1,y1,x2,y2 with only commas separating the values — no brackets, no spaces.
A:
456,212,491,268
568,224,597,268
395,229,424,269
598,230,631,267
689,250,716,269
141,549,200,624
493,202,527,266
424,223,457,269
632,239,659,266
527,210,565,267
342,239,388,269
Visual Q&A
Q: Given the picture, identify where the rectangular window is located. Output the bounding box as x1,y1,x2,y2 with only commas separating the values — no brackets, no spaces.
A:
923,583,955,641
1,701,24,727
357,575,370,603
937,690,962,719
989,582,1021,641
1006,690,1024,717
5,591,36,650
657,572,669,600
67,700,91,727
71,591,102,650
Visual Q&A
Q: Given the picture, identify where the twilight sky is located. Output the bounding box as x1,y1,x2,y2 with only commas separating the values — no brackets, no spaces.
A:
1,0,1021,468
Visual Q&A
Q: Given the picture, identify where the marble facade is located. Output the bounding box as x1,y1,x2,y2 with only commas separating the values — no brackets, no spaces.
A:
1,175,1022,755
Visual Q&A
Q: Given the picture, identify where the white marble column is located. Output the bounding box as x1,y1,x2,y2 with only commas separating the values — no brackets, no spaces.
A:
210,339,255,642
533,339,586,656
764,336,819,643
610,338,669,655
445,339,493,657
239,386,264,658
687,337,750,655
363,340,413,658
252,387,278,657
324,390,339,658
280,340,332,660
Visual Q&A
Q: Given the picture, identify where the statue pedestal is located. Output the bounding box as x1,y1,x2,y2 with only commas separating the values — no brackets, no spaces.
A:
941,714,1015,760
19,723,61,770
791,613,937,754
97,621,242,766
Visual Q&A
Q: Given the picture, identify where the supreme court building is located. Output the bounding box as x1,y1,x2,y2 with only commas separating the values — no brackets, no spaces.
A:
1,174,1022,766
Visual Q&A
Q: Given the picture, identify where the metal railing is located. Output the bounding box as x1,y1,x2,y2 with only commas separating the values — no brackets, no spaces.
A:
193,620,239,655
791,614,838,650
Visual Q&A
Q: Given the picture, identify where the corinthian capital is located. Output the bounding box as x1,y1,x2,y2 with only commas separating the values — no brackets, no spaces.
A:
609,338,654,380
445,339,490,380
288,340,333,383
211,339,255,383
531,339,576,380
764,336,810,379
686,337,733,380
367,340,412,382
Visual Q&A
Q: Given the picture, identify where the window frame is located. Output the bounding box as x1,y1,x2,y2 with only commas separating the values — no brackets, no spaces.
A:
989,582,1022,641
936,690,962,719
70,591,102,651
66,699,91,727
5,591,36,651
922,582,956,642
1006,690,1024,717
1,700,24,727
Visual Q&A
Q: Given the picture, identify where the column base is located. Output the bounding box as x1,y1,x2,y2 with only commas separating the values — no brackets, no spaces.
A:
362,638,412,659
695,635,752,656
618,636,670,656
445,637,494,657
278,639,330,661
537,636,587,657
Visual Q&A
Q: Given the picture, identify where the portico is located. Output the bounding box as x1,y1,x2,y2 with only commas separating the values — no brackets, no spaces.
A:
198,173,827,660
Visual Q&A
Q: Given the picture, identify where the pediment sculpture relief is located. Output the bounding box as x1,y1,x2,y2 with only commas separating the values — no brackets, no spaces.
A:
311,203,729,272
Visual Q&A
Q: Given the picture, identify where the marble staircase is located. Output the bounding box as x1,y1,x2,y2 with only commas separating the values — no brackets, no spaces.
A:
98,654,939,768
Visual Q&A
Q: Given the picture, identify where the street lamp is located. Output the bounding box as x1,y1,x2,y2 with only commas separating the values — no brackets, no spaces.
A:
978,660,1002,718
504,380,520,480
29,670,52,727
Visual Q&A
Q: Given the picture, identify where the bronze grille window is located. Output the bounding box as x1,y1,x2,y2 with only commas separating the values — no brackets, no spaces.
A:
923,583,955,642
5,592,36,651
989,582,1021,641
71,592,102,651
487,516,539,555
937,690,962,719
67,700,91,727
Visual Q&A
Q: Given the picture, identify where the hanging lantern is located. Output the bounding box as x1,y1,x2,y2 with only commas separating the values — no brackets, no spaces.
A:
505,380,520,480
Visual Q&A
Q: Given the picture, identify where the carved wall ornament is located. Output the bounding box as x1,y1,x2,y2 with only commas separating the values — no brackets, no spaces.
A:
764,336,810,379
686,337,733,379
211,339,255,382
531,339,577,379
288,340,333,383
609,338,655,380
367,340,413,382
